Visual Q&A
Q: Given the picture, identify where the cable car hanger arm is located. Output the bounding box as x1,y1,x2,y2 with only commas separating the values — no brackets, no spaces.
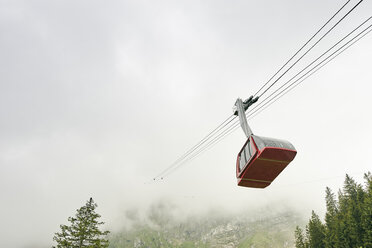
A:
233,96,259,138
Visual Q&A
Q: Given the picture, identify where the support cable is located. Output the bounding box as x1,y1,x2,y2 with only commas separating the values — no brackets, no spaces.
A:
249,16,372,117
151,1,366,181
159,20,372,179
153,114,236,180
249,20,372,120
254,0,352,97
257,0,363,98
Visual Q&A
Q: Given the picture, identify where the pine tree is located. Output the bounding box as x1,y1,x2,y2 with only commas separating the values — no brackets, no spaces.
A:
324,187,338,248
362,172,372,246
294,226,307,248
336,188,349,248
306,211,325,248
341,174,364,247
52,198,110,248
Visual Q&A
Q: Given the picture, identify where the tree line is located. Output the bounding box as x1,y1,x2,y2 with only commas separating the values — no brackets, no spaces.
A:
50,172,371,248
295,172,372,248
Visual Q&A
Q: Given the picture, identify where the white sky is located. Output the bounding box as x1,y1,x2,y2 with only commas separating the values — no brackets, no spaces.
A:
0,0,371,247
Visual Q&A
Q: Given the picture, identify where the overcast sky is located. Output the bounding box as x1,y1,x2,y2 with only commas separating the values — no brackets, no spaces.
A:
1,0,371,247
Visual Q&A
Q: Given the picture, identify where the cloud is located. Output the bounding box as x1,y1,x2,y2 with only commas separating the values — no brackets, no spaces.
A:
1,0,372,247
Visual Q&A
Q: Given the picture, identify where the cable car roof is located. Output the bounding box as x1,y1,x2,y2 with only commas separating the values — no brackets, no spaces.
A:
252,135,296,151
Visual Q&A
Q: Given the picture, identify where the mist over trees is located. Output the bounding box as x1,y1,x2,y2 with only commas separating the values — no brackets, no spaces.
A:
50,173,371,248
108,201,302,248
295,172,372,248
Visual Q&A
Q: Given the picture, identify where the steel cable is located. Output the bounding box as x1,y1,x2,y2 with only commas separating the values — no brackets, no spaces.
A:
248,16,372,118
153,114,236,180
159,20,372,179
152,1,366,181
253,0,352,97
257,0,363,99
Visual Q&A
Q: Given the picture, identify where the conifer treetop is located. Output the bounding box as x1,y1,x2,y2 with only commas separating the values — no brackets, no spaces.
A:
52,198,110,248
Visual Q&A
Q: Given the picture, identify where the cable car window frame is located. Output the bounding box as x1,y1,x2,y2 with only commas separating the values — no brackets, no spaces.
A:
238,137,257,176
239,149,246,171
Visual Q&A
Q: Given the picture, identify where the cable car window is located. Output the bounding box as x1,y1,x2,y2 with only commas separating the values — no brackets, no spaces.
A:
239,138,254,172
239,147,246,172
244,140,252,160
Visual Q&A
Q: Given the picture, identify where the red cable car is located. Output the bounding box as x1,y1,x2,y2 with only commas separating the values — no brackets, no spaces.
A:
236,135,297,188
233,97,297,188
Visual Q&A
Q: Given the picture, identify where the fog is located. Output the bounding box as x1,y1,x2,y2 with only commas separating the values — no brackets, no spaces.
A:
0,0,371,247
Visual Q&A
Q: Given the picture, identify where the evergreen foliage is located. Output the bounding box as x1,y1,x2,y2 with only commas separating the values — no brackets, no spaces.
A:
324,187,338,247
294,226,306,248
306,211,325,248
295,172,372,248
53,198,110,248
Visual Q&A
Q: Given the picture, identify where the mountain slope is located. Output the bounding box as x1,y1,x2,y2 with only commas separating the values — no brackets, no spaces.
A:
109,206,303,248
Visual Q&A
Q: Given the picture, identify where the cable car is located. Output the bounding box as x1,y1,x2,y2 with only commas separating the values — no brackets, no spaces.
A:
233,97,297,188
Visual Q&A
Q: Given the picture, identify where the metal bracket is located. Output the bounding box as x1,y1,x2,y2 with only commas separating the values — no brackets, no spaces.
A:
233,96,259,138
